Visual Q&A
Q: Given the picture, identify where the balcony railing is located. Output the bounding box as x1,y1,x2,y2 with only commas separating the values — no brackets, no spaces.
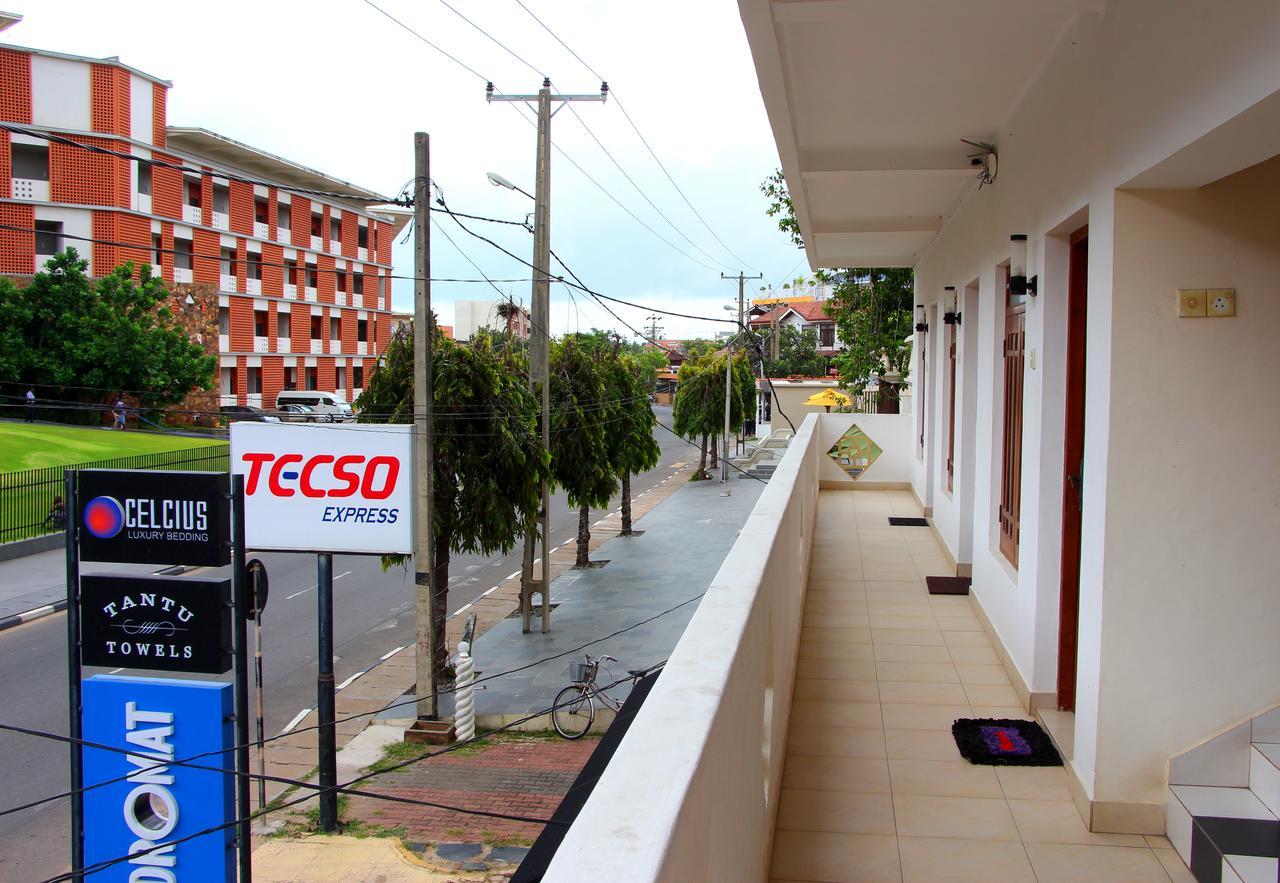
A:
183,205,202,225
253,336,269,354
218,334,229,352
220,274,237,292
335,291,346,306
310,235,322,251
210,210,229,231
276,338,291,354
357,342,367,355
543,411,915,881
329,238,342,255
330,340,341,354
283,283,297,299
254,222,269,239
174,267,193,284
246,278,262,296
304,287,317,302
358,247,368,261
277,228,291,244
12,178,49,200
310,340,323,355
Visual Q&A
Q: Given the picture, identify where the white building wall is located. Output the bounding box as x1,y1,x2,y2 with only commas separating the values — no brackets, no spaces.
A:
30,54,89,130
130,73,153,144
34,205,91,269
451,299,503,341
908,0,1280,813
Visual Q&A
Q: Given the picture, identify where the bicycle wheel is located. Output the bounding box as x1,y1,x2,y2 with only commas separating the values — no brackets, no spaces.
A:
552,685,594,739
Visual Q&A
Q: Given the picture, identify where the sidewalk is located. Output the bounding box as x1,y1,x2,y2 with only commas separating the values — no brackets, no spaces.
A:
254,471,769,879
0,546,163,628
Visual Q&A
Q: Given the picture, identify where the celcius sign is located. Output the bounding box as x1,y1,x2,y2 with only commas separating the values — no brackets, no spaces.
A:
82,675,234,883
80,575,232,674
78,471,229,566
231,423,413,554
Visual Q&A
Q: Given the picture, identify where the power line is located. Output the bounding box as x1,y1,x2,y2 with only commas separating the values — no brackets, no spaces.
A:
436,0,545,79
359,0,491,84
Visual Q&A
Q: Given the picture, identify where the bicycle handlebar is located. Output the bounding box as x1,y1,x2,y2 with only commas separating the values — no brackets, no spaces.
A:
601,654,617,663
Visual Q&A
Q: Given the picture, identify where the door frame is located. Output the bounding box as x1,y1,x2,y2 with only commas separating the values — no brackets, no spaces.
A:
1057,225,1089,711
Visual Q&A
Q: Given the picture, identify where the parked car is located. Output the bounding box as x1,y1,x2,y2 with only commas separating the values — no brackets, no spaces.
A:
220,405,281,424
274,403,332,423
274,391,354,423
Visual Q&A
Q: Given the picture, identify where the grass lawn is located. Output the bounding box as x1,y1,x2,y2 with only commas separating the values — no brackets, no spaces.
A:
0,422,229,543
0,422,227,473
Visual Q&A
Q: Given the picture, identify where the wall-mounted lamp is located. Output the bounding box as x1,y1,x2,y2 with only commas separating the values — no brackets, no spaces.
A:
1010,234,1038,297
184,293,195,306
942,286,961,324
914,305,928,333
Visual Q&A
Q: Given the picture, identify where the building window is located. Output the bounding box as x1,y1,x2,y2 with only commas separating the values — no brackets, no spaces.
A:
218,307,229,336
353,366,363,389
336,271,347,293
311,212,323,238
357,318,368,342
353,274,363,296
329,217,340,242
254,310,268,338
330,317,340,341
310,316,322,340
12,143,49,181
174,238,193,271
285,260,298,286
212,184,229,215
254,197,269,225
34,220,62,256
278,203,291,232
220,247,236,278
998,267,1025,567
137,162,152,196
185,179,202,208
247,254,262,281
151,233,163,268
336,366,346,390
305,367,317,390
305,267,317,288
278,312,291,338
284,366,297,389
819,323,835,348
247,367,262,395
358,224,368,249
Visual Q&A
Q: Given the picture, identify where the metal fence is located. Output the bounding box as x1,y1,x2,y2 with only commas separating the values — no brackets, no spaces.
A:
0,445,230,544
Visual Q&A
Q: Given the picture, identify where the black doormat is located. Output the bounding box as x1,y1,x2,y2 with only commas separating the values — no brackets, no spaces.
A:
951,718,1062,766
888,516,930,526
926,575,971,595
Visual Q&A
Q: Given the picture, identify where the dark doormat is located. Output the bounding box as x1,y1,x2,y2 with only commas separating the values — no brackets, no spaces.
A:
888,516,930,526
926,575,971,595
952,718,1062,766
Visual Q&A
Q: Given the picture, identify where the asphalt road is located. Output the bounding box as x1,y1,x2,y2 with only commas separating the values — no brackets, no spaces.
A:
0,407,694,881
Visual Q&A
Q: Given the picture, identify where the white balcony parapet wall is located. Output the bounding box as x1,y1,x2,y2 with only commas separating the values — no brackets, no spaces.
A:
544,413,823,883
183,205,202,225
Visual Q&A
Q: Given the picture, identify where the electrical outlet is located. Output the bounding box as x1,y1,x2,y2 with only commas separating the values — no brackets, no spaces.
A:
1207,288,1236,317
1178,289,1207,318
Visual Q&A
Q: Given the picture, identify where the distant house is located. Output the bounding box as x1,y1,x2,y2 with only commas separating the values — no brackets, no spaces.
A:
748,301,841,357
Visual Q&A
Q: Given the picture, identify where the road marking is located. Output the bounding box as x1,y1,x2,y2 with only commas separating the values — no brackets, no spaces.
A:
108,667,124,675
505,570,521,581
281,708,311,735
481,587,499,597
336,672,363,691
451,602,473,617
285,589,309,600
379,645,407,661
335,571,352,580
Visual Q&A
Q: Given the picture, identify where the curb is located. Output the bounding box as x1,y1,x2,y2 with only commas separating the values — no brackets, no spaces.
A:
0,599,67,632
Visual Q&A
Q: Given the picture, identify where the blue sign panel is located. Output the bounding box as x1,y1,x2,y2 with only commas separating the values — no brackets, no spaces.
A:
82,675,234,882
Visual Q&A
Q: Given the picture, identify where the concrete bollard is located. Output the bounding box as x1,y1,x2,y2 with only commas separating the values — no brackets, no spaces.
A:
455,639,475,742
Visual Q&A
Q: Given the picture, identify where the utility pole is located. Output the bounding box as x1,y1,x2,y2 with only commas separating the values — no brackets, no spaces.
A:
489,79,606,633
412,132,437,722
645,314,664,343
721,272,762,489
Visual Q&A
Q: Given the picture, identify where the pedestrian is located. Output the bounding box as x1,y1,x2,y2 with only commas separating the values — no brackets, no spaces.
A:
114,397,126,431
24,388,35,423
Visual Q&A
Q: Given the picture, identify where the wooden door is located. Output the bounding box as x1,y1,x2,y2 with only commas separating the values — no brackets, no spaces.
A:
946,297,958,492
1057,227,1089,710
998,268,1026,567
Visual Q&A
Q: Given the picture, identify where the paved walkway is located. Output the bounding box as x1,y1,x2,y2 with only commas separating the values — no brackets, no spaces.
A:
770,489,1194,883
378,473,767,726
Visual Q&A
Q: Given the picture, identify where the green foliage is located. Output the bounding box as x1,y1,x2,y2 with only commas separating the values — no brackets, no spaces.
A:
682,339,722,362
761,169,804,249
549,339,616,510
672,352,754,478
604,353,660,478
0,249,215,417
829,269,914,393
763,324,829,378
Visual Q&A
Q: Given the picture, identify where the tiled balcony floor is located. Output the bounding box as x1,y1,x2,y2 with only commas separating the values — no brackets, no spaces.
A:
769,489,1194,883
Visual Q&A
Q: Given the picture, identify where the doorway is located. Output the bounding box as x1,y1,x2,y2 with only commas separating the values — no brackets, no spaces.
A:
1057,226,1088,711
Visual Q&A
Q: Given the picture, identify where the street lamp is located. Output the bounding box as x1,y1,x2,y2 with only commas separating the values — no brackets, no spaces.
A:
486,171,534,201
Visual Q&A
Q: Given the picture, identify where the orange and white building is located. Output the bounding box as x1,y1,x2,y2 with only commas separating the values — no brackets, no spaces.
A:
0,39,409,411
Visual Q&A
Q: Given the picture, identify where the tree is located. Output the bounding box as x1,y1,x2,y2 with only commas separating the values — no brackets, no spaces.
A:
0,249,215,420
672,352,755,480
602,351,660,535
356,322,549,677
761,169,914,409
764,324,828,378
549,340,617,568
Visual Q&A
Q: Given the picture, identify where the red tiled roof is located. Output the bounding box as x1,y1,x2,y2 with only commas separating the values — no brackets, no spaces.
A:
747,302,832,325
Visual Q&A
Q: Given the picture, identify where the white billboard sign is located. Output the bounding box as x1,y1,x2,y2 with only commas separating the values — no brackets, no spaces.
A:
230,423,413,554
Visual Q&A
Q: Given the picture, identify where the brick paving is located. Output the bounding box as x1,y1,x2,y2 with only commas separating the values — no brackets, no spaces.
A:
345,736,600,844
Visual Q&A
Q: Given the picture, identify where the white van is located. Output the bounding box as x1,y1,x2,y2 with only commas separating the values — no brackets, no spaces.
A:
275,390,354,423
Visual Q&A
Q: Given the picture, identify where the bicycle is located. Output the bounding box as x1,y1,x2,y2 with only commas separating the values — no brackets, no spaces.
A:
551,653,649,740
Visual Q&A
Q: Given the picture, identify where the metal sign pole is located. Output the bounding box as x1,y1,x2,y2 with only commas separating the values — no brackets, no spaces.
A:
64,469,83,882
316,552,338,832
254,608,266,812
230,476,252,882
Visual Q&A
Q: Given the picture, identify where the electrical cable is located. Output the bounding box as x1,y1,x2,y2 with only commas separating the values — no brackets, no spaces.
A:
436,0,545,79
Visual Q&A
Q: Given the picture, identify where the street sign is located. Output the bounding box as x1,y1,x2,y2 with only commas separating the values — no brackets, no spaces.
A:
78,470,229,566
230,423,413,554
80,575,232,674
82,675,234,883
246,558,268,620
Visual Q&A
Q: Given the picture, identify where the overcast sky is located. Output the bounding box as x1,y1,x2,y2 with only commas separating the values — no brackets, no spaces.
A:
10,0,811,340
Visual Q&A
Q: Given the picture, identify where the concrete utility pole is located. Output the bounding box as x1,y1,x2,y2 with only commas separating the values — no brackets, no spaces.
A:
412,132,437,722
488,79,606,633
645,314,664,343
721,272,762,487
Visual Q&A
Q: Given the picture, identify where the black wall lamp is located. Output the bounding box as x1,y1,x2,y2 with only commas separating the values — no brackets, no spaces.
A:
915,305,928,333
942,286,961,324
1010,234,1038,297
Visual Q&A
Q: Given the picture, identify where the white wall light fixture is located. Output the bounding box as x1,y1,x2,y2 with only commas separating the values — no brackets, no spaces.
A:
1010,234,1038,297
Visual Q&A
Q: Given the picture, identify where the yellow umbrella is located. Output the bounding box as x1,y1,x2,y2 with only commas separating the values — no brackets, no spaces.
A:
803,388,851,413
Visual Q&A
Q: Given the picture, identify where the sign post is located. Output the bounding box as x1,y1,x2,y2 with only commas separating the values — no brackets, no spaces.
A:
230,475,252,882
64,470,83,882
316,553,338,832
